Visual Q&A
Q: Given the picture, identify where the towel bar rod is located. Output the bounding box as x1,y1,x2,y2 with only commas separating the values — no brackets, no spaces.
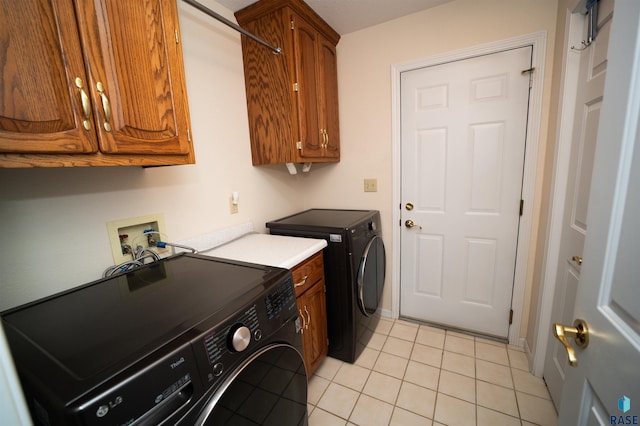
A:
182,0,281,54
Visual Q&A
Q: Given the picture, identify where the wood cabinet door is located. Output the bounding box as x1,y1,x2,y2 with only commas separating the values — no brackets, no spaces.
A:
302,280,328,375
0,0,98,154
75,0,192,155
292,15,324,158
318,34,339,159
239,9,297,166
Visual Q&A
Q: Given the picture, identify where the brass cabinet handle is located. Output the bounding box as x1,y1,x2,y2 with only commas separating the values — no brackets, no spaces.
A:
304,305,311,329
572,256,583,265
319,129,328,149
553,319,589,367
96,82,112,132
299,308,306,333
294,275,308,288
74,77,92,131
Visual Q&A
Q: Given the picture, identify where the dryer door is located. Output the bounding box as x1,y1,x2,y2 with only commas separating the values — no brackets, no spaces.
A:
195,343,307,426
357,235,386,316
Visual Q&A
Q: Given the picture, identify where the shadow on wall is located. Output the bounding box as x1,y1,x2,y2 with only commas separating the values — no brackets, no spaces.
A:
0,166,200,202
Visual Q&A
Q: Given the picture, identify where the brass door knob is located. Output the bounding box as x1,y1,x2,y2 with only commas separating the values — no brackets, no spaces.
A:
553,319,589,367
405,219,422,229
572,256,583,265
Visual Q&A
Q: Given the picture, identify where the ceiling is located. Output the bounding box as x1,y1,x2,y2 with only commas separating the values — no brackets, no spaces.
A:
214,0,452,35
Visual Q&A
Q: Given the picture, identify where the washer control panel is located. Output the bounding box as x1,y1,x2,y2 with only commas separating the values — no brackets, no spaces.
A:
194,273,296,385
203,304,260,366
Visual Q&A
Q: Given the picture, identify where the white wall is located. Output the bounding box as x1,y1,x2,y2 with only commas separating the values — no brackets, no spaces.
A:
0,0,310,311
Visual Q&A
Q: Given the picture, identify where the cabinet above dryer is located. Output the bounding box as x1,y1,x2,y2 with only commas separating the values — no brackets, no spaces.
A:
235,0,340,167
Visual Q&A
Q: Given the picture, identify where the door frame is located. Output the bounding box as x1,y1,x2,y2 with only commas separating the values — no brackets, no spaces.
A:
531,0,601,377
390,32,547,346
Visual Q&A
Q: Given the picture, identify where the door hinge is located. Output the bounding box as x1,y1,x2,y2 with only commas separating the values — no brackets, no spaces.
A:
509,309,514,325
175,30,179,44
519,199,524,216
187,129,191,143
291,20,295,30
296,141,302,150
293,82,299,92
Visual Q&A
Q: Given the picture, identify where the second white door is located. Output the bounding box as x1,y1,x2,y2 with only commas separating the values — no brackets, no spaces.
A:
544,0,613,406
400,47,532,338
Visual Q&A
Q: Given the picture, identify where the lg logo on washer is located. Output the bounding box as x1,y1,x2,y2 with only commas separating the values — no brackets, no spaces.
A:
96,396,124,418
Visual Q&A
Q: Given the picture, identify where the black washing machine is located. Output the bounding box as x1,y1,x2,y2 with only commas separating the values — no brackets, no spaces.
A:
267,209,386,363
1,253,308,426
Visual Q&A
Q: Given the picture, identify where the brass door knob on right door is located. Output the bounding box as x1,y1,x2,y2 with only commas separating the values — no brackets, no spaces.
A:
553,319,589,367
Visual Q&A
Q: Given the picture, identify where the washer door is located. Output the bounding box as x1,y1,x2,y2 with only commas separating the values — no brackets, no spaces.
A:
196,343,308,425
357,235,386,316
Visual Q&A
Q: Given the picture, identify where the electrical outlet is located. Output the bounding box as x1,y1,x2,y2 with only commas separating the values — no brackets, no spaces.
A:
106,213,168,264
229,197,238,214
364,178,378,192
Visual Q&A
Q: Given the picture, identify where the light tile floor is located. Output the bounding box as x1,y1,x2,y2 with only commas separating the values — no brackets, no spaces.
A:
307,318,558,426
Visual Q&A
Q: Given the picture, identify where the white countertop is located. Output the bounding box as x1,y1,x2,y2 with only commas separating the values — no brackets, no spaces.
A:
199,233,327,269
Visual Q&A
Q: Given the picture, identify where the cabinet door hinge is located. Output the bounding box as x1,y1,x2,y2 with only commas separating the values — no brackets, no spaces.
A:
187,129,191,143
296,141,302,150
293,82,299,92
509,309,514,324
519,199,524,216
175,30,179,44
291,20,295,30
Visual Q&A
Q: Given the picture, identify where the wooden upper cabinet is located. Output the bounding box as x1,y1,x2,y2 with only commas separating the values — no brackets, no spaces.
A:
236,0,340,166
0,0,194,167
293,16,322,159
77,0,192,155
0,0,99,154
318,34,339,159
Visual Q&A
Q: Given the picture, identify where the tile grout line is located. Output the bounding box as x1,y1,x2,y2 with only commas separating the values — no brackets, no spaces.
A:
507,344,524,422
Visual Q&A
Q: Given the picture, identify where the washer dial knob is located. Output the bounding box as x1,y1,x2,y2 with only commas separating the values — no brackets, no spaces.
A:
229,325,251,352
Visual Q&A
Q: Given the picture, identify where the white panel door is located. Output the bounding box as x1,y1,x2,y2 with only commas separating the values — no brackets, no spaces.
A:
544,0,613,407
557,0,640,421
400,47,532,337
